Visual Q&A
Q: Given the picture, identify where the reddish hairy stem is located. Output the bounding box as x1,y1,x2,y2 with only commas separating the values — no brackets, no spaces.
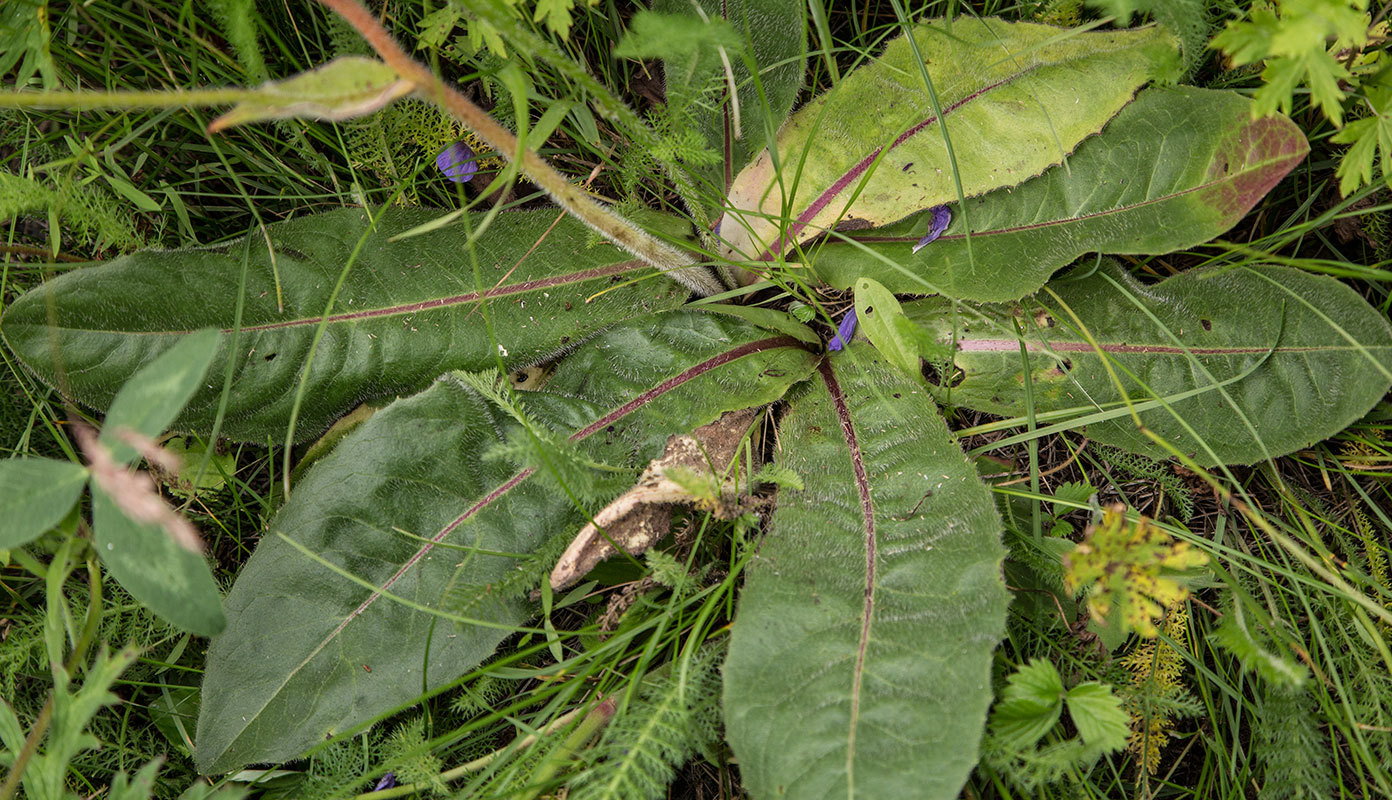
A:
314,0,722,295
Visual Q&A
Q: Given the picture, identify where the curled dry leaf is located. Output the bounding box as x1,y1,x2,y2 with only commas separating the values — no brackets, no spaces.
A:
550,407,760,590
76,425,206,555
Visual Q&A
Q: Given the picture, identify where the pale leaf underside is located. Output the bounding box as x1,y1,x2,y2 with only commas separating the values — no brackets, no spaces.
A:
719,17,1179,264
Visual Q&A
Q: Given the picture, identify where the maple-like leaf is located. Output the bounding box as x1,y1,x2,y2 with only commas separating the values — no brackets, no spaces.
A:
1064,507,1209,638
1332,84,1392,194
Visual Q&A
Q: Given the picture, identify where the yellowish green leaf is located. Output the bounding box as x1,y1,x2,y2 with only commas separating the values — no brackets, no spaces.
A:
208,56,413,133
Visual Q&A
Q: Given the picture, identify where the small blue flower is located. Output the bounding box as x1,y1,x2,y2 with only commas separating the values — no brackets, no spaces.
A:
912,205,952,254
436,141,479,184
372,772,397,791
829,308,858,352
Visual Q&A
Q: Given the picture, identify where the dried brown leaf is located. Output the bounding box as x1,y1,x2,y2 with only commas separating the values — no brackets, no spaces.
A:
550,407,760,589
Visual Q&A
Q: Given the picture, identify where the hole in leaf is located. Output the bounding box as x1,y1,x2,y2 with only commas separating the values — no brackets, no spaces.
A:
1201,319,1212,332
264,353,277,362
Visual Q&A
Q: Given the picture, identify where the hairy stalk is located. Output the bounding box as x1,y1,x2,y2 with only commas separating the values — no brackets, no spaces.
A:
458,0,716,238
317,0,724,296
0,88,252,109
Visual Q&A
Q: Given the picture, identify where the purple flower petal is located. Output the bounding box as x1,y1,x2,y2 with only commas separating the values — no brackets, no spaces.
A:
372,772,397,791
912,205,952,254
829,309,858,352
436,141,479,184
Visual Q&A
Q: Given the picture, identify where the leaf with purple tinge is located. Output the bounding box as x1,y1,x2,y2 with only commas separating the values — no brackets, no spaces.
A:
812,87,1309,302
903,260,1392,465
719,17,1179,268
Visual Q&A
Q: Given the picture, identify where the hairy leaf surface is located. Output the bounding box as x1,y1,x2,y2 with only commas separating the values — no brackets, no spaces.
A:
1,208,687,441
654,0,806,200
724,344,1008,800
195,311,817,773
908,262,1392,464
100,328,220,464
719,17,1179,263
814,87,1309,301
92,487,226,637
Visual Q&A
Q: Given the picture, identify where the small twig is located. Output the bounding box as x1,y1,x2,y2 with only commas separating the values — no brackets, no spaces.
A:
316,0,722,296
0,244,87,263
995,438,1090,487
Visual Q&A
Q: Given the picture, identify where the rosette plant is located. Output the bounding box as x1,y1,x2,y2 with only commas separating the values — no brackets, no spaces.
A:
3,2,1391,798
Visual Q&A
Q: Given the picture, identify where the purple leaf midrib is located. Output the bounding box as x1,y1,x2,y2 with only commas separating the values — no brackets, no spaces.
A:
831,145,1307,247
817,358,875,789
270,334,805,730
230,260,647,333
758,73,1024,262
957,340,1327,356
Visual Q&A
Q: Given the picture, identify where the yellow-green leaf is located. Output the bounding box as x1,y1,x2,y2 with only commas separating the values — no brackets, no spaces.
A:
208,56,413,133
719,17,1179,264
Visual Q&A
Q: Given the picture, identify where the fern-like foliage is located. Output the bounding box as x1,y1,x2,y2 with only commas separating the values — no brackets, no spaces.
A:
448,369,631,507
1209,599,1308,688
1255,684,1335,799
439,528,572,620
450,670,510,718
1118,604,1202,774
287,734,375,800
206,0,268,81
380,716,447,795
1094,445,1196,522
565,645,722,800
0,169,144,253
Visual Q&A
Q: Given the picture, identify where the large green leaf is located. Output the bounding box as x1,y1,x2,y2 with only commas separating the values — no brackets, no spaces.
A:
718,17,1179,263
812,86,1309,301
195,310,817,773
652,0,806,201
724,344,1008,800
1,207,687,442
907,262,1392,465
